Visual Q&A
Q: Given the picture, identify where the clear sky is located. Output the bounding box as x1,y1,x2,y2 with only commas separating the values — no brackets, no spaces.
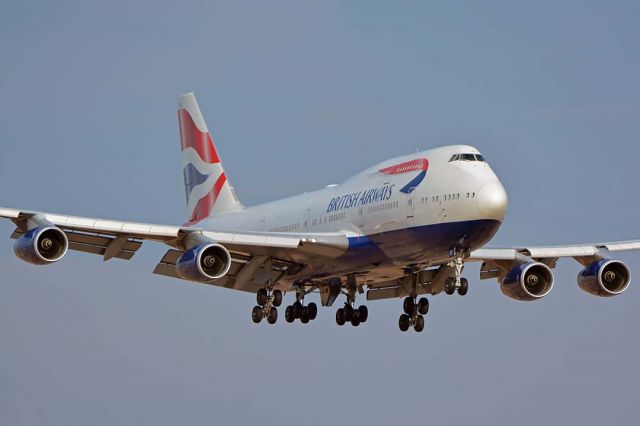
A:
1,1,640,425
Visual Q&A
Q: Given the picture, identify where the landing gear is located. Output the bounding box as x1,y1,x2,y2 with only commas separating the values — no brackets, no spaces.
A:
335,277,368,327
251,288,282,324
398,296,428,332
444,246,470,296
398,271,429,333
283,284,318,324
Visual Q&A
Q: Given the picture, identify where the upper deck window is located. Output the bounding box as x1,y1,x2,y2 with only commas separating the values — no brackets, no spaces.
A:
449,153,485,162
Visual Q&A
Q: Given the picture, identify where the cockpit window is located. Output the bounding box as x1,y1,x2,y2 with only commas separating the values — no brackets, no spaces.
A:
450,153,485,162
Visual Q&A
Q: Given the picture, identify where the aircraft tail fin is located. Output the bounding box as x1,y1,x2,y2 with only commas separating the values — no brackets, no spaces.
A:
177,92,243,224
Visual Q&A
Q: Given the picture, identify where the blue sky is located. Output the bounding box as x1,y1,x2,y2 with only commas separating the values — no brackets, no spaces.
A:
1,1,640,425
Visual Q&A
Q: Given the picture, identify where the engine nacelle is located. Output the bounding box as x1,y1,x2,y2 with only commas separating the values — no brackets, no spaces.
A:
175,242,232,282
501,262,554,301
578,259,630,297
14,226,68,265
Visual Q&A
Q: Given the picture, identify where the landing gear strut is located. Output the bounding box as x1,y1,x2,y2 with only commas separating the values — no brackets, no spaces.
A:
252,288,283,324
444,246,470,296
336,276,368,327
398,271,429,332
284,284,318,324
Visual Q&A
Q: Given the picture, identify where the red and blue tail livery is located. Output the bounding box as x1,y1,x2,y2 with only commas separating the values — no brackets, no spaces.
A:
177,93,243,224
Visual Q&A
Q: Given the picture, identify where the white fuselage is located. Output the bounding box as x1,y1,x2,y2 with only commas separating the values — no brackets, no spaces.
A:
199,145,507,284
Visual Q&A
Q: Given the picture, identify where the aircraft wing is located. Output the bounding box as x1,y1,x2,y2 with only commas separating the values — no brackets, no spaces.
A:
0,207,350,292
469,241,640,280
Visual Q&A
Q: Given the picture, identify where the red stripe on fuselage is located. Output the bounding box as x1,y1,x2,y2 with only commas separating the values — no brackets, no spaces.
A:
178,109,220,164
378,158,428,175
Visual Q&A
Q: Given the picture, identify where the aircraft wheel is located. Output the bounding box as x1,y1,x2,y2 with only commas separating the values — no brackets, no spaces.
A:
357,305,368,323
267,307,278,324
293,301,303,318
414,315,425,332
272,290,283,307
351,311,361,327
307,302,318,320
417,297,429,315
336,308,346,326
343,304,354,321
285,305,295,323
444,277,456,295
252,306,263,323
458,278,469,296
403,297,414,315
257,289,269,306
399,314,410,332
300,307,310,324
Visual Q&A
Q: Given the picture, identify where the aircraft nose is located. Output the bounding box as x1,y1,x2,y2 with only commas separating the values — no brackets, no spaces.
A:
476,180,508,222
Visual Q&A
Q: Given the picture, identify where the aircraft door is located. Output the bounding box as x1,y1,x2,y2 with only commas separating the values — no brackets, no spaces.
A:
406,193,415,219
303,208,312,231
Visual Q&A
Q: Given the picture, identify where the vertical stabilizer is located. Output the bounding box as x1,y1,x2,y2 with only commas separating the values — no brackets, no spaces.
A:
177,93,243,224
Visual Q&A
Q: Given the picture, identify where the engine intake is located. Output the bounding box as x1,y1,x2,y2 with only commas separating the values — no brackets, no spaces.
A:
578,259,630,297
175,242,232,282
501,262,554,301
14,226,68,265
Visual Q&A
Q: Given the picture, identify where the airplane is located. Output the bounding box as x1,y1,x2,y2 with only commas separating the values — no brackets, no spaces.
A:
2,92,638,333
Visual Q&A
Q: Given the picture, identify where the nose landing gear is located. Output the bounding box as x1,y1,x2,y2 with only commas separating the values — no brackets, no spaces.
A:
444,246,470,296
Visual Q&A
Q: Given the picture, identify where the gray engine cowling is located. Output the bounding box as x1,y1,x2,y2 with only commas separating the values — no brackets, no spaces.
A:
175,242,232,282
501,262,554,301
14,226,68,265
578,259,630,297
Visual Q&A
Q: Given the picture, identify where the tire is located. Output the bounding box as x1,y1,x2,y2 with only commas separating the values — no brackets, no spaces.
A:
399,314,410,332
252,306,263,323
257,289,269,306
357,305,368,323
344,304,354,321
417,297,429,315
285,305,295,323
272,290,283,307
307,302,318,320
351,311,361,327
267,307,278,324
445,277,456,295
300,307,310,324
414,315,425,332
403,297,414,315
458,278,469,296
336,308,345,326
293,301,303,318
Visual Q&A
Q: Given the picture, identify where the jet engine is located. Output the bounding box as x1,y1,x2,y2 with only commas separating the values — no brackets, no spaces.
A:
14,226,69,265
501,262,554,301
578,259,630,297
175,242,232,282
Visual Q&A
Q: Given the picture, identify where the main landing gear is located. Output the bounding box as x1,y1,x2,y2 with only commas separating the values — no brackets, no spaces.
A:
251,288,283,324
284,284,318,324
336,277,368,327
444,246,470,296
398,296,429,332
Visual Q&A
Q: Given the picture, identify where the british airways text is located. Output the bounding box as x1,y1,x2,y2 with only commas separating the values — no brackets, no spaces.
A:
326,184,395,213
